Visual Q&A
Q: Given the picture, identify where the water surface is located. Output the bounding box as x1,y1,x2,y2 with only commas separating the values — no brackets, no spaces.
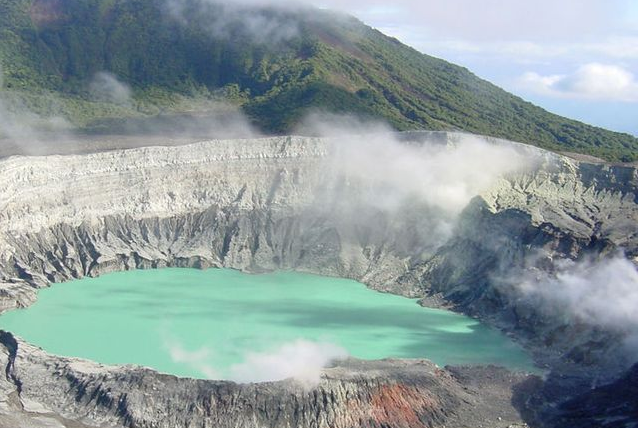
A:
0,268,536,379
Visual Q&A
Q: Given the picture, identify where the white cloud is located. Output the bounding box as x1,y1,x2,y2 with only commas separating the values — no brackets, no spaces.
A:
311,0,621,41
584,37,638,60
163,0,634,49
89,72,132,106
165,336,347,386
307,116,529,215
163,0,300,43
293,116,532,251
183,0,628,42
515,254,638,358
0,66,72,145
518,63,638,102
389,36,638,68
228,339,348,386
166,340,220,379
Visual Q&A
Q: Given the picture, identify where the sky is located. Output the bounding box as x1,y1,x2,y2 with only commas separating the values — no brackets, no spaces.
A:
306,0,638,136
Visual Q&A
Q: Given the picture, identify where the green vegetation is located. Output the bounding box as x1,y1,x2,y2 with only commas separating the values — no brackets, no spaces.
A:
1,0,637,161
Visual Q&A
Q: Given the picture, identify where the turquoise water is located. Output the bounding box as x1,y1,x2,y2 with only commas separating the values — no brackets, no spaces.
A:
0,269,536,380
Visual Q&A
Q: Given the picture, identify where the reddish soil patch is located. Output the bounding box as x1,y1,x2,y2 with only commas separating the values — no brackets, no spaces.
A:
369,383,439,427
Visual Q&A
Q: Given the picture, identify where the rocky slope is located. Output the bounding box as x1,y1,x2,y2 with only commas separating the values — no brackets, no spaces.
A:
0,132,636,427
414,146,638,370
548,362,638,427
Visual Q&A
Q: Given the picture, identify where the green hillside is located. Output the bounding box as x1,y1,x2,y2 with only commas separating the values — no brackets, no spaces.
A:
1,0,637,161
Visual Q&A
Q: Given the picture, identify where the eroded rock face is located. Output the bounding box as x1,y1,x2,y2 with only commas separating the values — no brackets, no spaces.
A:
0,136,423,298
0,132,636,427
414,158,637,371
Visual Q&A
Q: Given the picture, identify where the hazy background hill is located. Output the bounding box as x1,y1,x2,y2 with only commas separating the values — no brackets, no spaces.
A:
0,0,637,161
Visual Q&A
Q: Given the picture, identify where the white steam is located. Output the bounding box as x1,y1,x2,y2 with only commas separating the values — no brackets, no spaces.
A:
0,67,72,150
302,115,531,250
516,254,638,357
89,72,133,106
329,131,526,214
166,340,220,379
306,115,529,215
0,97,70,142
228,339,348,386
165,337,347,386
164,0,301,43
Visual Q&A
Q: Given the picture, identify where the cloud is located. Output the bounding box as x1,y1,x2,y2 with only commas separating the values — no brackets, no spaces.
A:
513,254,638,359
333,134,526,213
305,0,620,42
518,63,638,102
165,336,347,386
583,37,638,60
228,339,348,386
89,72,133,106
0,97,69,142
166,339,220,378
163,0,301,43
0,67,72,150
406,38,638,64
295,115,533,252
305,115,529,214
93,102,260,139
162,0,628,43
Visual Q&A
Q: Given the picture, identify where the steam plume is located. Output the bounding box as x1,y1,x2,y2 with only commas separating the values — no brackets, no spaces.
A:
165,337,347,387
303,114,530,250
515,253,638,359
89,72,133,107
166,339,220,379
229,339,348,386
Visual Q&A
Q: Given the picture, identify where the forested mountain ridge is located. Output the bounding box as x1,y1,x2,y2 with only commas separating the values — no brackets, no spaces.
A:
1,0,636,161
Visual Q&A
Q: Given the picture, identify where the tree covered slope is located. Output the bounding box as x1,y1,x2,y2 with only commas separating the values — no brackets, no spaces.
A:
0,0,636,161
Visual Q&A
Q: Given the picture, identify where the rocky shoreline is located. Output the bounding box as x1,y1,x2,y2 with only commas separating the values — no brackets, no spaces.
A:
0,331,541,428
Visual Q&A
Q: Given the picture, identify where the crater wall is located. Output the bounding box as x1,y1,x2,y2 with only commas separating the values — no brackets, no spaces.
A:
0,133,636,427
